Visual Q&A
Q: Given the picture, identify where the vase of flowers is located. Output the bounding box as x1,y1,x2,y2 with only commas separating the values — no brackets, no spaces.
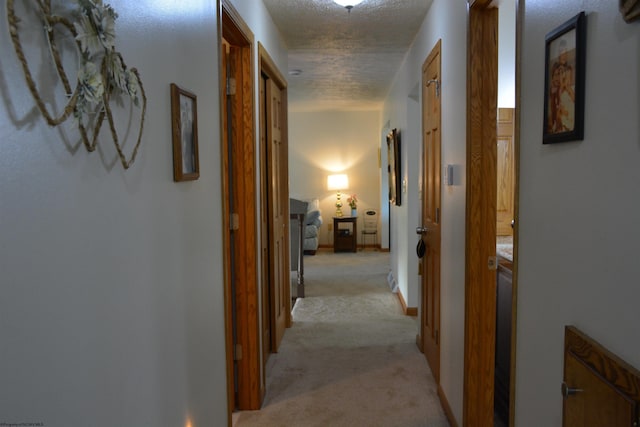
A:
347,194,358,217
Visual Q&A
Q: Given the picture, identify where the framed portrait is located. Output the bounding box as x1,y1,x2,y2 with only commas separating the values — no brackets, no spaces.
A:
171,83,199,181
542,12,586,144
386,128,401,206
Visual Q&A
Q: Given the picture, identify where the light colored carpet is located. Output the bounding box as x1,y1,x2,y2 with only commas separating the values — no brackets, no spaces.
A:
235,250,449,427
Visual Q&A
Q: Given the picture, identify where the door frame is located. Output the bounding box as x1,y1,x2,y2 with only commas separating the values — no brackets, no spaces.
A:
464,0,521,425
219,0,263,417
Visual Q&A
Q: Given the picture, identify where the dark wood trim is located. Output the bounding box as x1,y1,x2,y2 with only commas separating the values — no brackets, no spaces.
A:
464,4,498,426
438,384,460,427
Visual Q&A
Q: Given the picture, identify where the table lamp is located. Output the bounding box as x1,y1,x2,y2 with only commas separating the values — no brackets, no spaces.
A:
327,174,349,217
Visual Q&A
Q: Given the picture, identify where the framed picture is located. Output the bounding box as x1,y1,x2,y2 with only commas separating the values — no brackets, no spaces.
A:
171,83,199,181
620,0,640,23
386,128,401,206
542,12,586,144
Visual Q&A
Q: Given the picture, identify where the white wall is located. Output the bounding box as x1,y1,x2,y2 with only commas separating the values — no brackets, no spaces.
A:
0,1,286,425
289,110,382,246
382,0,468,421
498,0,516,108
516,3,640,425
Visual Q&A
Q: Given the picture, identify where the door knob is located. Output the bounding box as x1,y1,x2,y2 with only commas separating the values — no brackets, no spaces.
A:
416,226,429,235
561,382,583,399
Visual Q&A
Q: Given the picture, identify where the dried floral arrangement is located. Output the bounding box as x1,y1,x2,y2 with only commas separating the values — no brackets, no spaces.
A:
6,0,147,169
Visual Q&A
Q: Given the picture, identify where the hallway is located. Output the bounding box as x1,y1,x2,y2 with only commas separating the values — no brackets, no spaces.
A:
234,251,448,426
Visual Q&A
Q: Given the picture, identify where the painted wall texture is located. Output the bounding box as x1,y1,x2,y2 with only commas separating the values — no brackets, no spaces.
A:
516,2,640,425
383,0,469,421
0,0,286,425
3,0,638,425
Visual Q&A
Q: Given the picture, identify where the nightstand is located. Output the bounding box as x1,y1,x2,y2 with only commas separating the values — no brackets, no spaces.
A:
333,216,357,252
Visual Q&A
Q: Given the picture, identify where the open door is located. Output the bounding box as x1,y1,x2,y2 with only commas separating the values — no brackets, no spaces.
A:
418,39,442,383
465,1,522,425
464,3,499,425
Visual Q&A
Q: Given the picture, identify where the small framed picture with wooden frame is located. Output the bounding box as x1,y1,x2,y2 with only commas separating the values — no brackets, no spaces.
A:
171,83,199,181
542,12,587,144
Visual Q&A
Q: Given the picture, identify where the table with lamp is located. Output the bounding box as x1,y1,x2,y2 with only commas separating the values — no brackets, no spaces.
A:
327,174,357,253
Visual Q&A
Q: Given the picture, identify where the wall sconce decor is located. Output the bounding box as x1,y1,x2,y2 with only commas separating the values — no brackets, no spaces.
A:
6,0,147,169
327,174,349,217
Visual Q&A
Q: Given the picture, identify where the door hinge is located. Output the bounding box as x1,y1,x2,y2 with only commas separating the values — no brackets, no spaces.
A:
234,344,242,361
227,77,236,96
488,256,498,270
435,330,439,345
436,207,440,224
230,213,240,231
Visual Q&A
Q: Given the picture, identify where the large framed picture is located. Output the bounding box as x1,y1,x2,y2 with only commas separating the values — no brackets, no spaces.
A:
171,83,199,181
386,128,401,206
542,12,586,144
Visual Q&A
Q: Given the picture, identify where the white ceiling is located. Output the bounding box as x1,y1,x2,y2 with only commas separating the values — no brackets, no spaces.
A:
262,0,433,112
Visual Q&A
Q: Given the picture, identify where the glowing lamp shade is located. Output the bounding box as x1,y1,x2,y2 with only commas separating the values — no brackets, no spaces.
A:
327,174,349,191
327,174,349,217
334,0,364,7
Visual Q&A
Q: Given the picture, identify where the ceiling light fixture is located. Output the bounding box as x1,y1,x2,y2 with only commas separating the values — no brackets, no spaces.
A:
333,0,364,13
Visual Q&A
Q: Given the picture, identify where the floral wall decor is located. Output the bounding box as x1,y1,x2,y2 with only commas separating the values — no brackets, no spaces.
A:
6,0,147,169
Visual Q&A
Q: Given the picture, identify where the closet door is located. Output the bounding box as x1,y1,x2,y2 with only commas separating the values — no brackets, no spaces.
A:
497,108,515,236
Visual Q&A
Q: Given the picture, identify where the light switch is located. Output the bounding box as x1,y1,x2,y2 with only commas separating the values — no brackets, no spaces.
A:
446,164,454,186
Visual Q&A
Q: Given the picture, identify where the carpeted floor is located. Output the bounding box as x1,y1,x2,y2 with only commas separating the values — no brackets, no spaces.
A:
234,250,449,427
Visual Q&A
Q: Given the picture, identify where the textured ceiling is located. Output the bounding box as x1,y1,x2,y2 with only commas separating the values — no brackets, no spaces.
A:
262,0,433,112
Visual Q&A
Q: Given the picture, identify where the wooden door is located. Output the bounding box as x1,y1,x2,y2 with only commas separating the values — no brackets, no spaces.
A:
497,108,515,236
222,0,262,413
259,74,272,368
464,5,499,425
266,78,288,351
420,40,442,383
563,326,640,427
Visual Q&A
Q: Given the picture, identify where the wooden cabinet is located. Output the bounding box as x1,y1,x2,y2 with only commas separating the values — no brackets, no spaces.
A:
495,257,513,425
333,216,357,252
